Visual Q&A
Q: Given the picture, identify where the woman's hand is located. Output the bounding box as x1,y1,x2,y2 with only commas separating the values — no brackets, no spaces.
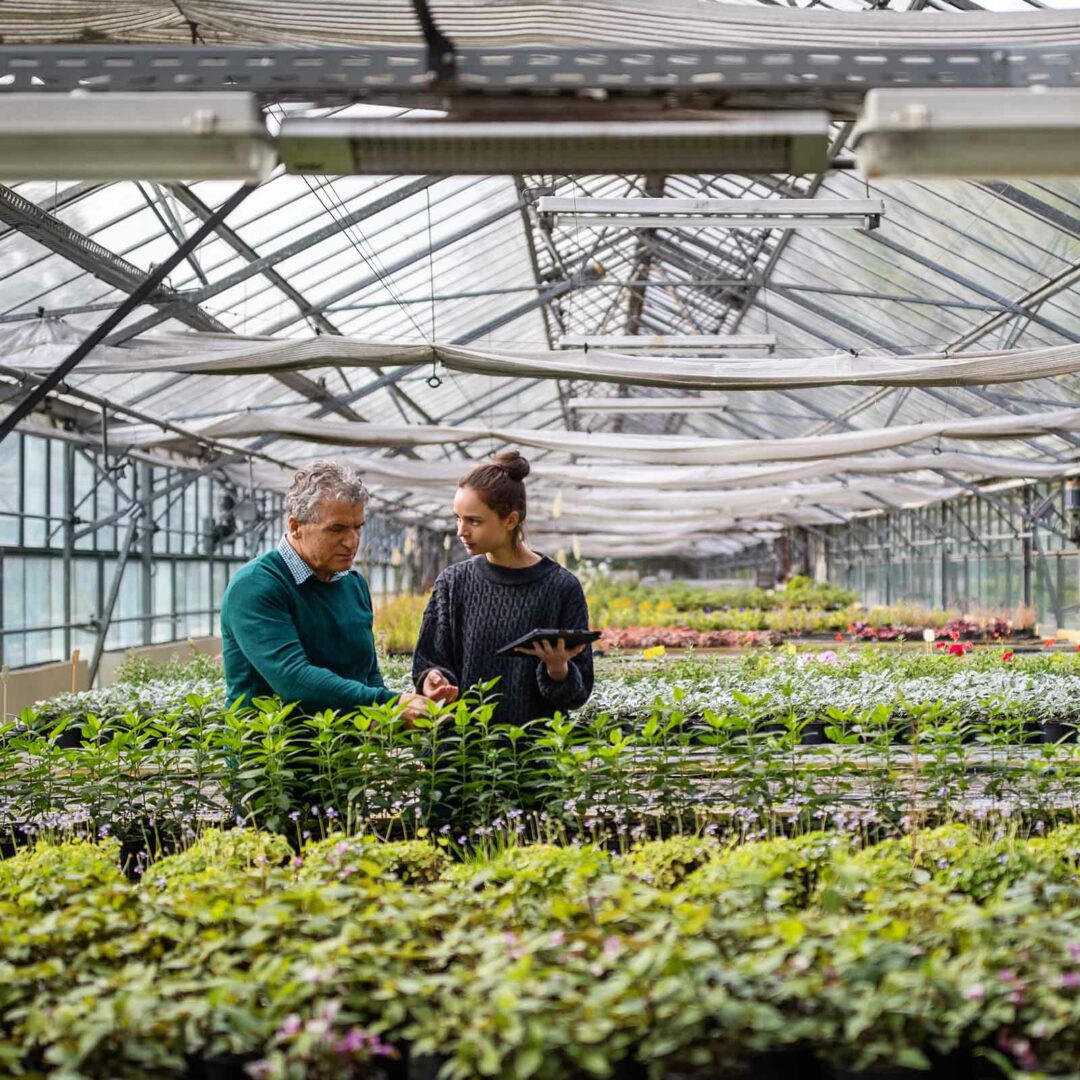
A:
515,637,588,682
422,668,460,704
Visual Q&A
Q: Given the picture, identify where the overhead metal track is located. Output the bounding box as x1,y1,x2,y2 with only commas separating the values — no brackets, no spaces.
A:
2,45,1078,103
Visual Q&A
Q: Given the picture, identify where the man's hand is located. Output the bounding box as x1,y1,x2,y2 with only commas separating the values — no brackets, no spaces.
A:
514,637,588,682
422,668,460,704
396,691,430,723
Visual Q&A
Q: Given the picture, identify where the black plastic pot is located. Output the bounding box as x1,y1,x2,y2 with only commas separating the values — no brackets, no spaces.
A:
749,1048,831,1079
1040,721,1077,744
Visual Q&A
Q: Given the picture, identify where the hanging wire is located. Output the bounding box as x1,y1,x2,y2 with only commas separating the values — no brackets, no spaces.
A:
425,187,441,388
268,105,432,345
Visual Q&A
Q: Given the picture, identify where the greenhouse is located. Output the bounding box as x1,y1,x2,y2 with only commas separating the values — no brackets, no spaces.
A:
4,1,1080,1077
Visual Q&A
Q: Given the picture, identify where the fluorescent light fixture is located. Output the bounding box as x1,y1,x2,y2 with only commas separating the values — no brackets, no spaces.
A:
569,395,728,413
853,88,1080,178
0,93,276,182
278,114,830,176
558,333,775,351
538,197,884,230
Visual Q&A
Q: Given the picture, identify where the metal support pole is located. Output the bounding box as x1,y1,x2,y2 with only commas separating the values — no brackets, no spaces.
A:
139,461,154,646
62,441,75,658
88,511,142,685
1022,488,1034,608
0,181,258,445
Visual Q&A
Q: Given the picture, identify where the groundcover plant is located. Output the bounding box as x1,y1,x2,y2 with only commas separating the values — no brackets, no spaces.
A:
3,824,1080,1078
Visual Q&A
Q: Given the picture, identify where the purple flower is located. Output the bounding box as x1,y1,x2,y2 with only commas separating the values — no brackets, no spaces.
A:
291,856,303,869
602,935,621,961
334,1028,367,1055
1062,971,1080,990
325,807,339,820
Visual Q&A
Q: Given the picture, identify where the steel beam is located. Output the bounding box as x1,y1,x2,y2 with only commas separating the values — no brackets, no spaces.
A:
107,175,440,343
0,182,227,333
0,181,258,445
88,510,142,685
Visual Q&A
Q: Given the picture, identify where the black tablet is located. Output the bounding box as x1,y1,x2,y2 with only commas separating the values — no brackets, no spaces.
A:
495,628,601,657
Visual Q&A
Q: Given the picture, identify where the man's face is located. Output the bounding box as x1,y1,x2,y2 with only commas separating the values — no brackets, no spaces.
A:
288,499,365,579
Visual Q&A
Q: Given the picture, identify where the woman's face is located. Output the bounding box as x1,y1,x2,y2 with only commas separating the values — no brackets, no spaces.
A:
453,486,519,555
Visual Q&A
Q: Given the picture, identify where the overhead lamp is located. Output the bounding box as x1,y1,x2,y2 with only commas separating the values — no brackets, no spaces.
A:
0,93,276,182
852,88,1080,178
537,197,884,230
557,333,775,351
568,395,727,413
278,114,830,176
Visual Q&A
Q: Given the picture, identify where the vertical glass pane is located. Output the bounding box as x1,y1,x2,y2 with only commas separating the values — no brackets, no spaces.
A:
152,561,175,643
23,436,47,546
0,435,19,545
73,452,95,551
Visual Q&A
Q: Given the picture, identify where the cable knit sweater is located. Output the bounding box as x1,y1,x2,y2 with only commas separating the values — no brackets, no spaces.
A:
412,555,594,727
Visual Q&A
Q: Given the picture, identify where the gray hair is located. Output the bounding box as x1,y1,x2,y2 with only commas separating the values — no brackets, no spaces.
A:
286,460,369,523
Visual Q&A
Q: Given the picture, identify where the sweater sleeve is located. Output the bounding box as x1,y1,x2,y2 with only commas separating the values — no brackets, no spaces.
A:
227,574,397,710
535,576,594,711
412,573,462,691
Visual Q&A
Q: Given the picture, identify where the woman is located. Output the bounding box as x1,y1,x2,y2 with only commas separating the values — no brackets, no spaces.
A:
412,449,594,727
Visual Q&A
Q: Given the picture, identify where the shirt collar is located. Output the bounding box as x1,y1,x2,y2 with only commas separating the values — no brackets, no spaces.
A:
277,534,350,585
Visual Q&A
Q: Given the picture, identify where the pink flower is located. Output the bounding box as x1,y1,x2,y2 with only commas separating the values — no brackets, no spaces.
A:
550,930,565,947
1062,971,1080,990
817,650,839,665
948,643,966,657
276,1014,302,1040
602,935,622,961
964,984,985,1001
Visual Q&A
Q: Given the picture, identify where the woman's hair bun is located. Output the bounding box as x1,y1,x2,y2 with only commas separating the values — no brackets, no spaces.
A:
491,448,530,482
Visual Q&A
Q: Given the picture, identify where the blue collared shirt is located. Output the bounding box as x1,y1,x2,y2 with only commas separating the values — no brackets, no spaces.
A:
276,534,350,586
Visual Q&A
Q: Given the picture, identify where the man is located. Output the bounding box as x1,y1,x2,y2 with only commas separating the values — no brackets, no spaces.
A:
221,460,429,718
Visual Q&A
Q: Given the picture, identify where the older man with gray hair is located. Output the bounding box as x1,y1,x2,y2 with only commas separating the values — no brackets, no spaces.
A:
221,460,428,718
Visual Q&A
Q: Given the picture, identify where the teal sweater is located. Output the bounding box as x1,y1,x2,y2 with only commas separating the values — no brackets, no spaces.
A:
220,550,397,714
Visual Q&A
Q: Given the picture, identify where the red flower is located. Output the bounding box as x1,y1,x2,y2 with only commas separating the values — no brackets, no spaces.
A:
948,643,966,656
1044,638,1057,648
834,632,844,643
1002,650,1015,663
950,629,961,642
934,642,947,650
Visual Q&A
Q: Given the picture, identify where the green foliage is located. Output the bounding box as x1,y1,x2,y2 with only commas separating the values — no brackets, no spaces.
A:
619,835,723,889
6,828,1080,1077
296,833,450,885
113,650,223,687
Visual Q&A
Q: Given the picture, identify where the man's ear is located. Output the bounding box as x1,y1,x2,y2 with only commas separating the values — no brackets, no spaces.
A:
287,514,301,537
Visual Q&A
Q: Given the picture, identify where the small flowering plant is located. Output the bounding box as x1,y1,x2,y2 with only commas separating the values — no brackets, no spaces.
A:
249,1002,397,1079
